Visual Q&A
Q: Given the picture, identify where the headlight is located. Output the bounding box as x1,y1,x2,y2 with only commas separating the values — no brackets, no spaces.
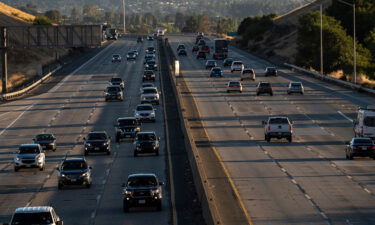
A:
103,143,108,146
105,92,109,95
86,143,91,147
124,190,132,195
15,157,20,161
136,143,141,147
61,174,66,177
82,172,88,177
150,112,155,116
135,112,140,116
151,189,160,194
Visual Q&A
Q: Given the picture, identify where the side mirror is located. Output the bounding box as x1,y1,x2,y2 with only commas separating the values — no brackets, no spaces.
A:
121,183,126,187
262,121,266,125
83,137,86,141
56,167,60,171
159,181,164,186
89,166,93,170
345,141,350,145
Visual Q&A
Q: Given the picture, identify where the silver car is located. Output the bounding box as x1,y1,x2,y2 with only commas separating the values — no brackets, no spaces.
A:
14,144,45,172
140,87,160,105
134,104,156,122
287,82,304,95
226,80,243,93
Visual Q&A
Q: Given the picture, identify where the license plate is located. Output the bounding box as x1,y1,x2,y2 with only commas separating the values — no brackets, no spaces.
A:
95,147,100,150
42,146,47,149
362,147,367,150
278,132,282,135
138,200,146,204
26,165,32,167
71,179,77,182
126,135,131,137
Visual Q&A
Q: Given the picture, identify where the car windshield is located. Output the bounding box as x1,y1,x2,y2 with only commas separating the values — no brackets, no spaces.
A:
260,83,270,87
36,134,53,141
291,83,301,87
19,146,39,154
353,138,373,145
207,61,215,65
107,87,120,92
11,212,53,225
269,118,289,124
61,160,87,170
178,45,185,49
234,62,242,65
267,68,276,71
147,48,155,51
87,133,107,140
147,61,156,65
137,105,153,111
243,70,253,74
127,176,157,187
143,89,157,94
144,71,154,75
113,55,120,58
118,119,137,126
225,58,233,62
137,133,156,140
212,68,221,72
111,78,122,83
142,84,154,88
364,116,375,127
128,52,135,56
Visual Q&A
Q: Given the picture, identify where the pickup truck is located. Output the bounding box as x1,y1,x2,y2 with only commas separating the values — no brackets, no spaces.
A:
263,117,293,142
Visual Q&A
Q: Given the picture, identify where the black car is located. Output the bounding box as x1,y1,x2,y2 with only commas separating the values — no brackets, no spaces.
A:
104,85,123,101
145,60,157,71
84,131,111,155
196,51,206,59
143,70,156,82
57,158,92,189
109,77,124,89
122,173,163,212
33,133,56,151
115,117,141,142
192,45,199,52
256,82,273,96
205,60,217,69
223,58,234,67
178,49,187,56
210,67,223,77
198,39,206,46
195,35,203,44
177,44,186,51
127,52,137,61
147,36,154,41
137,36,143,43
133,132,160,156
345,138,375,160
146,47,156,54
265,67,278,76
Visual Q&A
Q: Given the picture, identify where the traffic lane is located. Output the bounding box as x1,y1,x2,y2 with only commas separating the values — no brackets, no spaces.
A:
93,41,170,225
0,39,136,223
170,38,327,224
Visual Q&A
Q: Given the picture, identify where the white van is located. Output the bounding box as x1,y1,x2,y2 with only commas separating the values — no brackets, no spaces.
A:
241,68,256,81
354,105,375,139
4,206,63,225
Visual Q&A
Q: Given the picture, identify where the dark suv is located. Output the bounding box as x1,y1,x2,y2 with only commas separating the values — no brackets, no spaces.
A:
122,173,163,212
265,67,278,77
345,138,375,160
145,60,157,71
84,131,111,155
196,51,206,59
57,158,92,189
256,82,273,96
104,85,123,101
143,70,156,82
109,77,124,90
134,132,160,157
115,117,141,142
33,133,56,151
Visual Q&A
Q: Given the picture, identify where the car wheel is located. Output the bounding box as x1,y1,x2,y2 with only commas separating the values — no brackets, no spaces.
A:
240,78,243,81
240,91,242,93
84,151,88,156
123,201,130,212
53,147,56,152
152,119,156,123
86,183,91,189
106,151,111,155
105,99,108,102
116,135,120,143
256,93,259,96
346,153,349,159
270,93,273,96
265,136,270,142
348,154,354,160
14,167,19,172
288,136,292,143
156,150,159,156
156,200,162,211
301,92,304,95
40,165,44,171
227,90,229,93
134,151,138,157
58,183,63,190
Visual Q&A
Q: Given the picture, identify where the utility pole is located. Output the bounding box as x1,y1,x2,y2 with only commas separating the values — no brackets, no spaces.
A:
1,27,7,93
320,4,324,75
122,0,126,34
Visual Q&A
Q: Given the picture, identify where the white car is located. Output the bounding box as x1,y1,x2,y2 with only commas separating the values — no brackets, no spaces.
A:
231,61,244,73
5,206,63,225
112,54,122,62
140,87,160,105
287,82,304,94
14,144,45,172
241,68,256,81
140,83,155,92
134,104,156,122
263,117,293,142
354,105,375,139
226,80,243,93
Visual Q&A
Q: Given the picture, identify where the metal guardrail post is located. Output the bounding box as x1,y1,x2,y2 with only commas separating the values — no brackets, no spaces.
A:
1,27,8,94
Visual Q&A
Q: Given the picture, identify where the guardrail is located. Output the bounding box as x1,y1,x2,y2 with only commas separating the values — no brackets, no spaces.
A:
1,65,61,101
284,63,375,95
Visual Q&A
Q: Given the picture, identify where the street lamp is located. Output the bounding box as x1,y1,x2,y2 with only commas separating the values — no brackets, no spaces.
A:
122,0,126,34
336,0,356,84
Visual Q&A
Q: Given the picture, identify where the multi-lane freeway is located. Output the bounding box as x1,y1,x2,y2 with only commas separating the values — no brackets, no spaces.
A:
0,39,171,225
168,35,375,225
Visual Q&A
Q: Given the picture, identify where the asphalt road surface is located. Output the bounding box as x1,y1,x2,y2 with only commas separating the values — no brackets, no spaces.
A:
168,35,375,225
0,38,171,225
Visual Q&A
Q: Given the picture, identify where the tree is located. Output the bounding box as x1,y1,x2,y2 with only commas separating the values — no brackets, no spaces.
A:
71,7,80,24
33,16,53,25
44,10,61,23
296,11,373,78
175,12,186,30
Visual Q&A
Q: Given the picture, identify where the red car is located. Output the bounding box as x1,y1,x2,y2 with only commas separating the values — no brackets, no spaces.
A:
192,45,199,52
201,45,210,54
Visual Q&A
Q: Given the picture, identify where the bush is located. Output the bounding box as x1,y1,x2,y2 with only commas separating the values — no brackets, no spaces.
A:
33,16,53,25
237,14,276,46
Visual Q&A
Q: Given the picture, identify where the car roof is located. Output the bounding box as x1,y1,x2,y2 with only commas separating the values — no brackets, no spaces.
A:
233,61,243,63
259,81,270,84
107,85,121,88
137,131,156,135
243,68,253,71
20,144,40,147
128,173,157,178
142,87,157,90
88,131,107,134
63,157,85,162
111,77,122,80
15,206,53,214
118,117,137,121
137,103,153,107
266,67,276,69
352,137,373,141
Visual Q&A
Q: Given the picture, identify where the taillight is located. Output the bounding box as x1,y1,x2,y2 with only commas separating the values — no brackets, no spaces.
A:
270,86,273,89
361,126,364,135
268,125,271,131
352,146,358,150
289,125,292,131
372,146,375,150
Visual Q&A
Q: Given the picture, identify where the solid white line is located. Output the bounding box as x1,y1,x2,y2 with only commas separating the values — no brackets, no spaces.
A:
0,104,34,136
338,111,353,122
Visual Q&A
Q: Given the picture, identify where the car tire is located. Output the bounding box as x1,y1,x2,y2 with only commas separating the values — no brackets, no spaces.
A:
152,119,156,123
256,93,259,96
14,167,19,172
86,183,91,189
84,151,88,156
348,154,354,160
134,151,138,157
227,90,229,93
53,147,56,152
40,165,44,171
270,93,273,96
240,78,243,81
156,200,162,211
240,91,242,93
156,149,159,156
301,92,304,95
123,201,130,212
265,136,270,142
288,136,292,143
106,151,111,155
116,135,120,143
58,183,63,190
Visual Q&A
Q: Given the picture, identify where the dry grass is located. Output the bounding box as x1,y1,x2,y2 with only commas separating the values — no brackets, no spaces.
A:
0,2,35,23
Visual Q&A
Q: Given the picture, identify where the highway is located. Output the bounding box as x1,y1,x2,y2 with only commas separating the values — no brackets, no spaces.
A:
0,38,171,225
168,35,375,225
